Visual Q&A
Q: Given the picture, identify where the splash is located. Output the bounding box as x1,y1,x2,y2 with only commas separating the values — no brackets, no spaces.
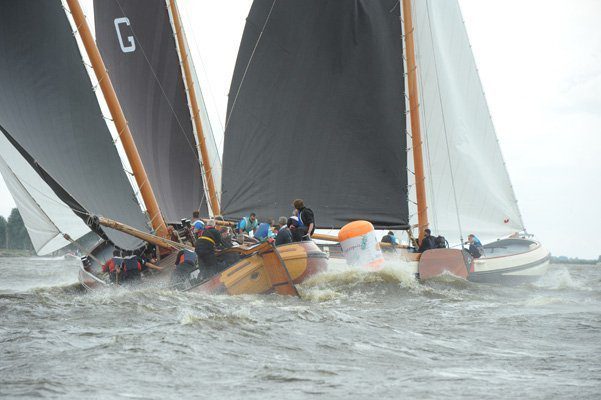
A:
532,266,588,291
297,258,420,302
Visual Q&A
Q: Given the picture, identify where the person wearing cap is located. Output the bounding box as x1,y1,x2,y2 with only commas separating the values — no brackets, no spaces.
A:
292,199,315,240
417,229,437,253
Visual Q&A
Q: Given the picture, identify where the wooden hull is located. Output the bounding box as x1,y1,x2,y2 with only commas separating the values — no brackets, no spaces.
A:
79,241,328,296
187,241,327,295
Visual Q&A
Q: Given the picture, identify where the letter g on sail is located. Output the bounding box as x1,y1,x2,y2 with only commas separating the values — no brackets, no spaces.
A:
114,17,135,53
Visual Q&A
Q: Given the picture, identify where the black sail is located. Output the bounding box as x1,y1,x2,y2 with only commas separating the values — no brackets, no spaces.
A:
0,0,149,249
222,0,409,229
94,0,207,222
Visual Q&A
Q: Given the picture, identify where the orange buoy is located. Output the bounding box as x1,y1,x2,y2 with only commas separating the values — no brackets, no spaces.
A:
338,221,384,270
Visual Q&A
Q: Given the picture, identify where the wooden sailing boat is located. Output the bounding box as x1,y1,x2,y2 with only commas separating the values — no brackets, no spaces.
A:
218,0,549,283
0,0,326,295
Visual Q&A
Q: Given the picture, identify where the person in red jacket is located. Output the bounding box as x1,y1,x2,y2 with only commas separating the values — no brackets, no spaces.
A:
102,249,123,283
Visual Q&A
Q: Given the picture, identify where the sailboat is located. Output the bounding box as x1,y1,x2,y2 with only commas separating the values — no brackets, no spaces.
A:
0,0,326,295
218,0,549,283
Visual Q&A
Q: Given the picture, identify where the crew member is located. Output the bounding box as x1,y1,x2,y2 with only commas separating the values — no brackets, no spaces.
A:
191,210,205,237
275,216,293,246
102,249,123,283
254,220,276,242
195,226,228,278
172,248,199,285
293,199,315,241
465,234,484,258
237,213,258,235
287,216,302,242
417,229,437,253
381,231,399,245
120,252,146,283
381,231,399,252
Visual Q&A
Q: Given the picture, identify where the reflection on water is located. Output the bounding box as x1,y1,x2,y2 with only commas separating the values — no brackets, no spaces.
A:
1,257,600,399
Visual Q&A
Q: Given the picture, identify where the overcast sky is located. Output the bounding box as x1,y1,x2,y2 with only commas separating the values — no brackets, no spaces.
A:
0,0,599,258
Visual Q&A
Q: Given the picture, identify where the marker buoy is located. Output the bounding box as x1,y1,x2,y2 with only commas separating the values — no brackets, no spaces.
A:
338,220,384,270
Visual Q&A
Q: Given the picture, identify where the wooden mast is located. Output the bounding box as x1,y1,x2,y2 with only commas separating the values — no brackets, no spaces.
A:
401,0,429,242
66,0,168,239
168,0,221,217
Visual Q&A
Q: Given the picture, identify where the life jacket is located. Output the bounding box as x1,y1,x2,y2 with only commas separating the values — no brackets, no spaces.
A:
122,255,142,279
178,249,198,266
104,256,123,273
238,216,257,233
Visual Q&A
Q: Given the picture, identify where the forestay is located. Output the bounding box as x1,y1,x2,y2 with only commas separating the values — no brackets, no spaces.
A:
222,0,409,229
94,0,208,221
0,0,149,249
409,0,524,243
0,133,91,255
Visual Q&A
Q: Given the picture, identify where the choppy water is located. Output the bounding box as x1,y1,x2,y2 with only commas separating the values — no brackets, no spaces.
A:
1,256,600,399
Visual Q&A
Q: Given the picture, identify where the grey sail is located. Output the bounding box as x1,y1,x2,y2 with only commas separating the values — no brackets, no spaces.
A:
222,0,409,229
0,0,149,249
94,0,207,222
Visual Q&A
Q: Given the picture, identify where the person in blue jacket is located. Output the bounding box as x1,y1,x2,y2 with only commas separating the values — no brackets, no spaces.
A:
237,213,258,235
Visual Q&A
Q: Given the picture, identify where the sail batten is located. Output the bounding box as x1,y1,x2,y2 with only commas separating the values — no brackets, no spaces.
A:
0,0,149,249
222,0,409,229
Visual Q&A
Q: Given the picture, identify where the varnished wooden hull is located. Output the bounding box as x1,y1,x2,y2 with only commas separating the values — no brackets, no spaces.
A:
187,241,328,295
79,241,328,296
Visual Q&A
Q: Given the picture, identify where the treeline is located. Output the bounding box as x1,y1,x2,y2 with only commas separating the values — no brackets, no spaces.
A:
550,255,600,265
0,208,33,250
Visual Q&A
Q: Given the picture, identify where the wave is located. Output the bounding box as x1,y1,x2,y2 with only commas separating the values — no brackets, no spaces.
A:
530,267,591,291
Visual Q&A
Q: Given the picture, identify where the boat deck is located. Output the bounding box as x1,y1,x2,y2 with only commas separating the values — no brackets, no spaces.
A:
482,238,538,258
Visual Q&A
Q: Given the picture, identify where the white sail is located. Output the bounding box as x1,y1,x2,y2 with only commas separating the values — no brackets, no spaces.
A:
408,0,524,244
0,134,91,255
